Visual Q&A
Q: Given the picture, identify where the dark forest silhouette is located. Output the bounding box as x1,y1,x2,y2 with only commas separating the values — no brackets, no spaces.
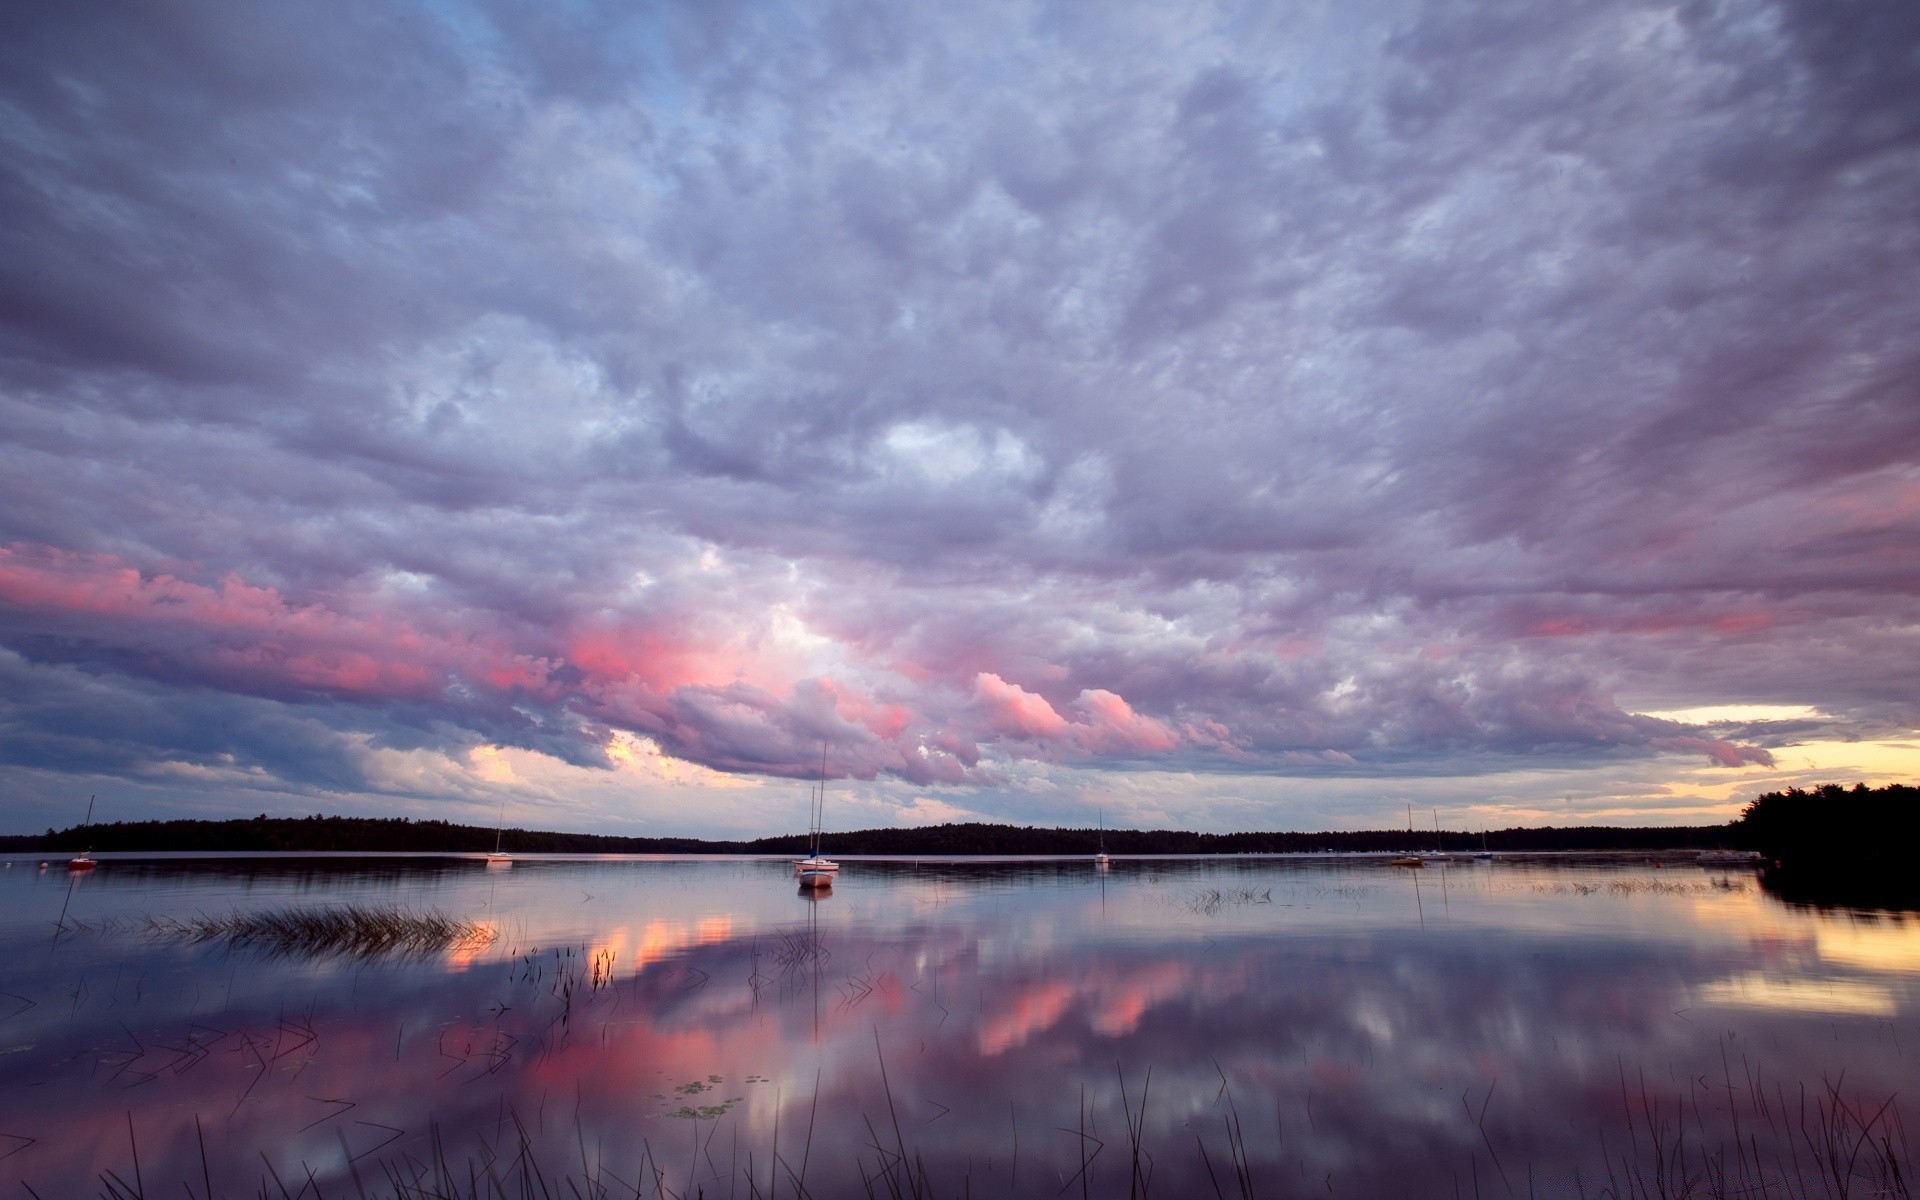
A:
10,782,1915,911
6,781,1908,862
1736,783,1920,911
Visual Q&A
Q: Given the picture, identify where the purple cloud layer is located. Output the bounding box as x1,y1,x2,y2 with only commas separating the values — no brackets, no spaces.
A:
1,0,1916,829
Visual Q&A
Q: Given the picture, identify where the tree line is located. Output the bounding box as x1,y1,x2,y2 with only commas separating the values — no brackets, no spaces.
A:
4,812,1748,856
1732,783,1917,911
2,782,1904,859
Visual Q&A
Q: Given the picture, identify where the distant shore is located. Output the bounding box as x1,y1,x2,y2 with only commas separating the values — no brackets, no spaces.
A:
2,812,1746,857
6,782,1904,860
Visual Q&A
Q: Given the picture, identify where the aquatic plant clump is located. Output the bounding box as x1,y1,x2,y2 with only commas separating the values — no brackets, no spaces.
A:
77,904,497,959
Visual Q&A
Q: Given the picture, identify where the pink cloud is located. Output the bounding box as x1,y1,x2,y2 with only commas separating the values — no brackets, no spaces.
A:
0,544,557,704
1073,688,1180,753
0,544,1384,784
973,672,1071,739
1651,735,1775,768
973,673,1185,757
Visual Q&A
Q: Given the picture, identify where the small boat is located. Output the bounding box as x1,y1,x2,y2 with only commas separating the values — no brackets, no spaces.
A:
1392,805,1424,865
1473,830,1494,861
68,795,98,872
796,863,835,890
1094,809,1110,870
793,746,838,888
484,801,512,868
794,855,838,882
1421,809,1459,861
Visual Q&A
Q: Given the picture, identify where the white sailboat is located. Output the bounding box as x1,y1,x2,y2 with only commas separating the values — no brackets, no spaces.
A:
485,800,512,868
1094,809,1110,870
1421,808,1457,862
1392,804,1424,866
68,795,98,872
793,747,838,888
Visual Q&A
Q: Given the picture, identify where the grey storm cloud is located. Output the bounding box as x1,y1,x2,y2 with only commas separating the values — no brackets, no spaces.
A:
1,0,1916,824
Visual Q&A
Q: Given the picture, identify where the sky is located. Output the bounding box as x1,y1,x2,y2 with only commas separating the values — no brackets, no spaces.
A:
2,0,1917,839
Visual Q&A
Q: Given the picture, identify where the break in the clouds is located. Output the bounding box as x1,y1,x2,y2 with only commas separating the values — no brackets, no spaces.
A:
2,0,1917,836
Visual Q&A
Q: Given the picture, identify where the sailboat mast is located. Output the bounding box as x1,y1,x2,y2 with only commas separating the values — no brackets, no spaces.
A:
813,743,828,857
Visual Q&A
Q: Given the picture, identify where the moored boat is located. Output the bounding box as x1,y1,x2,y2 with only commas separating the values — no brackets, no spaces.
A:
792,746,838,887
485,801,512,867
68,795,98,872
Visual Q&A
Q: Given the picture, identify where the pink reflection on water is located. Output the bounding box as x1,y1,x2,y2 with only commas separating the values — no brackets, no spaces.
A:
0,859,1914,1197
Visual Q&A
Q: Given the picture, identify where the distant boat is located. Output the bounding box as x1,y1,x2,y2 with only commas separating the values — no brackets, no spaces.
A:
1393,805,1427,866
1420,808,1459,862
1094,809,1110,870
485,800,512,868
1473,830,1494,861
794,746,838,889
68,795,98,872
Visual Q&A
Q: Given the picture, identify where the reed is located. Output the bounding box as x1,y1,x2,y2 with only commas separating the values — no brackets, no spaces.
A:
35,1056,1911,1200
1181,886,1273,916
70,905,496,960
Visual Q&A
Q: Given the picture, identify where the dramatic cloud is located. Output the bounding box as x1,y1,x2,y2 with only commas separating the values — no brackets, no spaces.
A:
1,0,1916,834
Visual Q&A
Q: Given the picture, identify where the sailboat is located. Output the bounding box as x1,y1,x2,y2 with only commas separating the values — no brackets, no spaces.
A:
1094,810,1110,870
793,746,839,889
1421,809,1457,862
67,795,98,872
485,800,512,868
1473,829,1494,861
1391,803,1424,866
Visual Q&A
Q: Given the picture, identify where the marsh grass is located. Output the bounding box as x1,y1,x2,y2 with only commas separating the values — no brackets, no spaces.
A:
68,905,497,960
1521,879,1749,897
59,1060,1906,1200
1595,1062,1911,1200
1181,886,1273,916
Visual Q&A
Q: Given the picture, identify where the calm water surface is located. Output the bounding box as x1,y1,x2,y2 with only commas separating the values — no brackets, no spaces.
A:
0,853,1913,1198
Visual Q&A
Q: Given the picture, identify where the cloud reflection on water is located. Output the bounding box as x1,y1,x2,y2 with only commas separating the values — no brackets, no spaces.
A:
0,857,1914,1197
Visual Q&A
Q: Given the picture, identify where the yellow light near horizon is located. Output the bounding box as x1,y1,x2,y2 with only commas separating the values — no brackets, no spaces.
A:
1637,704,1821,724
1814,916,1920,976
1769,736,1920,780
1694,972,1896,1017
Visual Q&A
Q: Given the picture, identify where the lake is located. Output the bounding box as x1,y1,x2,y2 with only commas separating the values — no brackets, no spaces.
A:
0,852,1913,1198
